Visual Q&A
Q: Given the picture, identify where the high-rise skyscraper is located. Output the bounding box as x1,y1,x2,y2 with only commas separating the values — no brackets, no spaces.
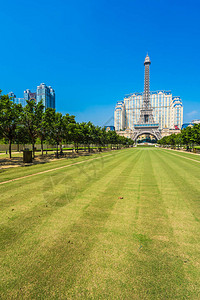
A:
24,89,37,102
8,92,26,107
36,83,55,109
8,84,56,109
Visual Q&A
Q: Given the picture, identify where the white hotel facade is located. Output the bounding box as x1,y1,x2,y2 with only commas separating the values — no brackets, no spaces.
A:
114,90,183,133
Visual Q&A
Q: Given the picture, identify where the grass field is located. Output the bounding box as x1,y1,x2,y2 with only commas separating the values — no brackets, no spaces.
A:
0,148,200,299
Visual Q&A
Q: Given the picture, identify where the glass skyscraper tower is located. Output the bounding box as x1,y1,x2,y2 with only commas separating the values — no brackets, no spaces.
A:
9,83,56,110
36,83,55,109
8,92,26,107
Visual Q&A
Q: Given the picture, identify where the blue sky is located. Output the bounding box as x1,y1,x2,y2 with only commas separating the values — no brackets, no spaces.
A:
1,0,199,125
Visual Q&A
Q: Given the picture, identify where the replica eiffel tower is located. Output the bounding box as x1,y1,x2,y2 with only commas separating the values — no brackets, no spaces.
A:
133,54,162,141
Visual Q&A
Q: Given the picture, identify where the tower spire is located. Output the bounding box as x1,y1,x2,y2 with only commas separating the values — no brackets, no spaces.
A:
138,54,155,124
132,54,162,141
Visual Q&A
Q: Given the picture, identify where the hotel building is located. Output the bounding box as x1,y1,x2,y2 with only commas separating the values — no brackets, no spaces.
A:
114,91,183,132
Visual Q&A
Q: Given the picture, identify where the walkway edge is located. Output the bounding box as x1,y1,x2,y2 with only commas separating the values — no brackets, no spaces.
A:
0,153,115,186
161,148,200,164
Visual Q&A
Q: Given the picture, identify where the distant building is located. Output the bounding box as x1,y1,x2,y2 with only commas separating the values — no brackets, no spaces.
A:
114,54,184,140
105,126,115,132
171,96,183,130
8,83,55,110
24,89,37,102
8,91,16,100
192,119,200,124
181,123,193,129
114,91,183,131
114,101,125,131
181,119,200,129
8,92,26,107
24,89,31,102
37,83,55,109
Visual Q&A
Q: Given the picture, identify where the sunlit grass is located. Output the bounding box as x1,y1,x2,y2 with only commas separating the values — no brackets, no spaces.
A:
0,148,199,299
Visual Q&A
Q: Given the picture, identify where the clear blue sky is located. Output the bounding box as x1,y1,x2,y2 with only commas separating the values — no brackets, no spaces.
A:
1,0,199,125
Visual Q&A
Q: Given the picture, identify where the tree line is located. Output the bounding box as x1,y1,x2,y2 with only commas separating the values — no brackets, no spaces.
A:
0,91,134,158
158,124,200,150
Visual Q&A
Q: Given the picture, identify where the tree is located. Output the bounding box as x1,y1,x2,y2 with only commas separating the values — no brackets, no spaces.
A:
37,117,46,156
0,93,22,158
37,108,63,156
182,126,192,150
62,114,76,145
93,126,105,151
107,130,118,149
168,134,176,148
192,124,200,147
44,111,76,158
196,124,200,145
175,133,182,149
70,123,84,153
15,125,30,151
22,100,44,158
79,122,96,152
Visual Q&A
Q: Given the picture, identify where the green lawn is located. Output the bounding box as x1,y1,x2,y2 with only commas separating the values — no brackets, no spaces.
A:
0,148,199,299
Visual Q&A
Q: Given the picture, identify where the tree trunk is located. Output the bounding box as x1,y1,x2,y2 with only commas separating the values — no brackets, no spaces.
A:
9,139,12,159
17,143,19,152
41,140,43,156
32,143,35,159
56,143,59,158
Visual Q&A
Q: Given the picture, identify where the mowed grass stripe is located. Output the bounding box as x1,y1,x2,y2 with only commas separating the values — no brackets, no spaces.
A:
127,150,188,299
1,148,200,299
64,149,146,299
0,150,128,185
64,149,189,299
156,149,200,222
0,150,131,226
151,149,200,298
0,150,137,249
0,149,132,183
0,149,141,298
161,148,200,163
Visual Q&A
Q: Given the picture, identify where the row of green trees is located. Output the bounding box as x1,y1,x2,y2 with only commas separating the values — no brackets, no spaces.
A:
158,124,200,150
0,91,134,158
